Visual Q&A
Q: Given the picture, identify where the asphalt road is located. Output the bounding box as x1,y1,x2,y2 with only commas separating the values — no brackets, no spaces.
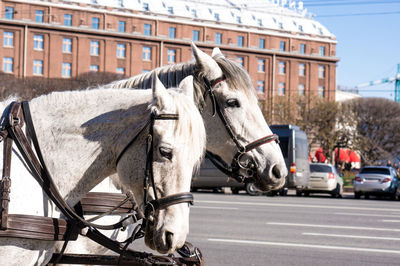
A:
183,190,400,266
130,190,400,265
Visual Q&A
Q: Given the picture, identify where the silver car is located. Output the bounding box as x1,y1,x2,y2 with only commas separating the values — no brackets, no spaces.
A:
354,166,400,199
301,163,343,197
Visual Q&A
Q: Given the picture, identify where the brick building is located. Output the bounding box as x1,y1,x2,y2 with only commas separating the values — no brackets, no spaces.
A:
0,0,338,113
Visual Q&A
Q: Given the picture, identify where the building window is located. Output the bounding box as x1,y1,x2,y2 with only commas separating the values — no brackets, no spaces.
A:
144,24,152,35
90,41,100,56
236,56,244,67
116,43,126,58
3,32,14,47
3,57,13,73
167,49,176,63
259,38,265,49
62,62,71,78
298,84,305,96
257,59,265,72
168,27,176,38
214,13,220,21
299,43,306,54
142,69,150,73
278,82,285,96
62,38,72,53
192,30,199,41
167,6,174,14
298,25,303,32
33,60,43,75
257,81,264,93
5,7,14,20
143,3,149,11
318,86,325,98
33,35,44,50
257,18,263,26
278,61,286,74
237,36,244,47
118,21,126,33
192,9,197,18
298,63,305,76
279,41,286,51
142,46,151,61
236,16,242,24
116,67,125,75
90,65,99,72
91,17,100,29
319,46,326,56
64,14,72,26
215,33,222,44
318,66,325,78
35,10,44,23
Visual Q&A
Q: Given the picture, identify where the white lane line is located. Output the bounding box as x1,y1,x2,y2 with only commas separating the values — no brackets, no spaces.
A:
208,238,400,254
196,200,400,212
382,220,400,223
303,232,400,241
267,222,400,232
335,212,400,218
192,206,238,210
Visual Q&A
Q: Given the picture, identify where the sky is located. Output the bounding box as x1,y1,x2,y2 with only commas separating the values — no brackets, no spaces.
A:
300,0,400,100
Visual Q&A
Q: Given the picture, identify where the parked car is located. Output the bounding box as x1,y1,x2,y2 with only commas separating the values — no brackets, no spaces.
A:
269,125,310,196
300,163,343,197
191,158,262,196
354,166,400,199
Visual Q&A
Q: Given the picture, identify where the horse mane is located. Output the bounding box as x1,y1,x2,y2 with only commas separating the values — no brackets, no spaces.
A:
108,55,257,111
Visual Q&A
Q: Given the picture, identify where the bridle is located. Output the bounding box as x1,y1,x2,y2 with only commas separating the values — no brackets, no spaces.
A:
202,76,279,183
116,112,194,235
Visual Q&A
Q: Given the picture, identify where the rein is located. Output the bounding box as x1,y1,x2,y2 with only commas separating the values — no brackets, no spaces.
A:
202,76,279,183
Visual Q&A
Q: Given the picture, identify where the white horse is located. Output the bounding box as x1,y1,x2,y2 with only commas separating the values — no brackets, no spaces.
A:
0,73,206,265
64,43,288,256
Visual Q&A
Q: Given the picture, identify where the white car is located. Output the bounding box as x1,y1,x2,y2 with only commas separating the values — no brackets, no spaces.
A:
301,163,344,197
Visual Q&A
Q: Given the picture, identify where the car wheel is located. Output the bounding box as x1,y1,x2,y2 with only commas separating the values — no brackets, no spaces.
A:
364,194,370,199
245,182,262,196
296,190,302,197
279,188,288,196
354,192,361,199
396,187,400,200
304,192,310,197
331,184,343,198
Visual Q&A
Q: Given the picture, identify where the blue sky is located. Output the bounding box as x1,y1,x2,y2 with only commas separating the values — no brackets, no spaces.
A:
301,0,400,99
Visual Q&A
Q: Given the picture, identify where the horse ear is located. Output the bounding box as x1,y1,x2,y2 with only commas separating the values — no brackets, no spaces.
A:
178,75,194,100
211,47,224,59
152,71,168,108
191,42,223,79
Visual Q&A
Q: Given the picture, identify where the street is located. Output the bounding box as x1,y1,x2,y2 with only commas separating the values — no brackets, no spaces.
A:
184,191,400,266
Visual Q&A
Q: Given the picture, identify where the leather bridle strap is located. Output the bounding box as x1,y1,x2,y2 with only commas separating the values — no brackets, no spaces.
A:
202,76,280,182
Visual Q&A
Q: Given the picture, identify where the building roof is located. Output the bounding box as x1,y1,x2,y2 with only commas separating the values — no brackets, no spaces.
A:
57,0,335,41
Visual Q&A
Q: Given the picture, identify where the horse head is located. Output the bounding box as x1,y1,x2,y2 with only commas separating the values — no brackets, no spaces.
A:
192,43,287,192
116,72,205,254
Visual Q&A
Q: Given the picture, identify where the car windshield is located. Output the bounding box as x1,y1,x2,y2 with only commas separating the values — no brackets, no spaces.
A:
310,164,331,173
360,168,390,175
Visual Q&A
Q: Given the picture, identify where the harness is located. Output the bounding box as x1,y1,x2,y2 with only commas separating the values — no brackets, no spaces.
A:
202,76,279,183
0,101,203,265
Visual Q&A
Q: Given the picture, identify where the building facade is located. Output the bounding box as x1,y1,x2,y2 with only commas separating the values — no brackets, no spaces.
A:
0,0,338,114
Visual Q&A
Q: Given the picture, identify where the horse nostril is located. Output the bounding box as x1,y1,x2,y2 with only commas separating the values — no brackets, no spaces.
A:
165,231,174,249
272,164,282,179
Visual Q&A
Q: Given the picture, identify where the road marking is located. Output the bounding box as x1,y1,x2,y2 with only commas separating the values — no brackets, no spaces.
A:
303,232,400,241
382,220,400,223
335,212,400,218
196,200,400,212
267,222,400,232
208,238,400,254
192,206,238,210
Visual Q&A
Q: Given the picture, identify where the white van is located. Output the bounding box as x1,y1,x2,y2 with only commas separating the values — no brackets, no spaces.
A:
269,125,310,196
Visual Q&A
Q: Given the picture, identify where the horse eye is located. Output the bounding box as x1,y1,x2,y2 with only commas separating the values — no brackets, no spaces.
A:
159,147,173,160
226,99,240,108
